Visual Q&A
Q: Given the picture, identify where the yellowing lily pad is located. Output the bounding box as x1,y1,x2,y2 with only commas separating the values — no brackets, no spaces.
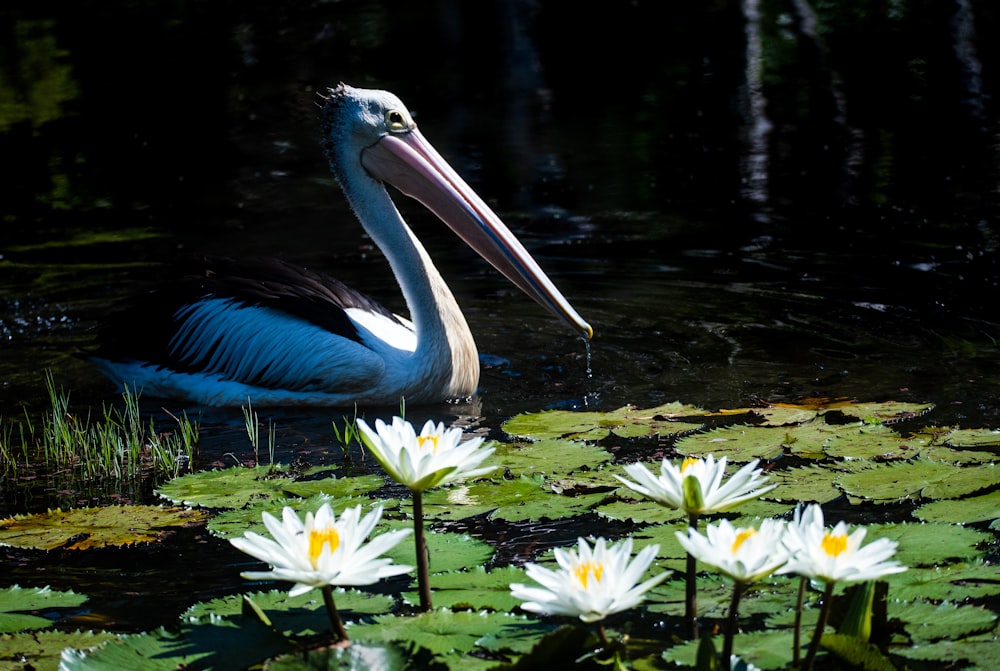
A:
0,506,208,550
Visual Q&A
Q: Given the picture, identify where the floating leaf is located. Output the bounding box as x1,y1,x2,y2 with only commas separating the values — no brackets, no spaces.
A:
765,465,842,503
382,527,494,575
836,460,997,503
419,476,604,523
831,401,935,424
869,522,990,568
207,495,398,539
61,613,291,670
675,425,787,462
943,428,1000,450
0,630,119,671
595,499,687,524
347,610,531,657
824,422,923,460
898,600,998,643
184,588,394,637
0,506,207,550
887,562,1000,602
501,402,705,442
820,632,896,671
749,405,822,426
914,488,1000,525
491,439,612,478
892,631,1000,669
663,629,797,670
403,566,527,612
0,585,88,633
155,464,348,509
266,640,448,671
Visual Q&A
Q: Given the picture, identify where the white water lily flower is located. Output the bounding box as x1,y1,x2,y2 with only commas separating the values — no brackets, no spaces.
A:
357,416,496,492
230,503,412,597
615,455,776,516
510,536,670,623
676,518,790,583
781,504,906,584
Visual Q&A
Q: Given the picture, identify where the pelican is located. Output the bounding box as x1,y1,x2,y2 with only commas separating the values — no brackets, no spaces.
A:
89,84,592,406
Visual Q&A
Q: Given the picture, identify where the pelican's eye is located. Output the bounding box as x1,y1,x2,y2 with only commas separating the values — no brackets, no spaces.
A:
386,109,410,132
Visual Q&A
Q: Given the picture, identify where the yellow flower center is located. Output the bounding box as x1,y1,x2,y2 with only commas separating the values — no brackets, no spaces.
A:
731,528,756,553
308,527,340,568
572,560,605,590
821,531,848,557
680,457,700,473
417,435,440,453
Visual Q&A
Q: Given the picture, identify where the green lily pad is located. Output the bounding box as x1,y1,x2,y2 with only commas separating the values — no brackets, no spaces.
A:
824,422,924,460
61,611,291,670
675,425,787,462
831,401,935,424
836,460,998,503
887,562,1000,602
207,495,398,539
943,428,1000,449
381,526,495,576
0,630,119,671
892,631,1000,669
868,522,990,568
765,465,843,503
664,628,798,670
347,610,533,657
914,488,1000,525
501,402,706,442
402,566,527,612
266,640,448,671
155,464,350,509
491,439,612,478
0,506,208,550
184,588,394,637
595,498,687,524
419,475,605,523
898,600,998,643
0,585,88,633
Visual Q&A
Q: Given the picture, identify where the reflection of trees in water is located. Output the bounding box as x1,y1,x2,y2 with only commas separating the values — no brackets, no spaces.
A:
0,1,996,220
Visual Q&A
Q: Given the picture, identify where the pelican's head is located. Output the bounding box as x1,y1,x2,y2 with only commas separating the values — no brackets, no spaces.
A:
319,83,593,341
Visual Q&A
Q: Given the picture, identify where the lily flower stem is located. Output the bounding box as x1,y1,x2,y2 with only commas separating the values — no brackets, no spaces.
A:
721,582,745,671
321,585,349,644
412,490,433,611
793,575,806,666
686,512,700,639
802,581,835,671
596,622,610,646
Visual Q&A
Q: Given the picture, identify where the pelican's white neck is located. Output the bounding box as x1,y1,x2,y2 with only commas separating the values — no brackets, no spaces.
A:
335,164,479,399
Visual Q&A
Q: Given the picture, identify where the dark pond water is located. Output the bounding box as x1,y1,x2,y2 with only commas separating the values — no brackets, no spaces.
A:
1,0,999,634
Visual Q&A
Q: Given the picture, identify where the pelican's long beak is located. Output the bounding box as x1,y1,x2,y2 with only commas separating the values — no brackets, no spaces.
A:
361,128,593,340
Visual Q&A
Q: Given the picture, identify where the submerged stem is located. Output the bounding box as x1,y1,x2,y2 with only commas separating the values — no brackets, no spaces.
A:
413,490,432,611
321,585,349,644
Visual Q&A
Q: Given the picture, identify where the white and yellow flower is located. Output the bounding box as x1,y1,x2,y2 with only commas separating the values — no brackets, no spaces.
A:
781,504,906,584
676,517,790,583
509,537,670,623
357,416,496,492
615,455,776,516
230,502,412,597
